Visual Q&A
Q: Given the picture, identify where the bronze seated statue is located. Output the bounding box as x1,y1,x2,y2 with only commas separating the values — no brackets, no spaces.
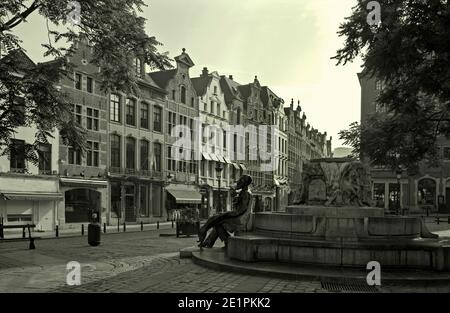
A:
198,175,253,248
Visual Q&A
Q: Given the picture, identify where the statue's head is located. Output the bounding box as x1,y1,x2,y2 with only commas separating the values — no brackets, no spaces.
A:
236,175,252,190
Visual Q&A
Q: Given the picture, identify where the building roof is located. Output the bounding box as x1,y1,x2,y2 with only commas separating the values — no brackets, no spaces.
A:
1,49,36,71
148,69,177,89
220,75,242,103
191,76,212,97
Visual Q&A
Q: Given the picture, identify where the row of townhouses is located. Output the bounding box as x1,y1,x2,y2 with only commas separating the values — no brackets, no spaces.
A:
0,40,332,231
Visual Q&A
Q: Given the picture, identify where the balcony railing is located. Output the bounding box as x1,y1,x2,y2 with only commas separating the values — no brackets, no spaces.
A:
108,167,163,179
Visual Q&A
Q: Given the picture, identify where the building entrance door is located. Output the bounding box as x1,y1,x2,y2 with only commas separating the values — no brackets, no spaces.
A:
124,185,136,222
445,188,450,213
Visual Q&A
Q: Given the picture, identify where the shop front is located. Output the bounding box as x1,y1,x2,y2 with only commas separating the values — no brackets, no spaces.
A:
0,175,62,231
165,184,202,221
59,177,108,228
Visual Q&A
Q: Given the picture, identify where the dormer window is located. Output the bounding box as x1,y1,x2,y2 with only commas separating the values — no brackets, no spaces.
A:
134,58,142,78
213,86,217,95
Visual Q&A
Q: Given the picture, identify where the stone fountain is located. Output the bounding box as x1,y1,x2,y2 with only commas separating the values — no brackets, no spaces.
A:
226,158,450,271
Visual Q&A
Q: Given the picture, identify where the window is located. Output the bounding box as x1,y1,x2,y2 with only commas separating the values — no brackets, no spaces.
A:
140,103,149,129
172,90,176,101
443,147,450,160
210,101,214,114
140,140,149,171
217,103,220,116
75,73,82,90
110,134,121,168
236,107,241,124
110,94,121,122
153,106,162,132
213,86,217,95
375,102,386,113
134,58,142,78
10,139,25,172
189,150,196,174
38,143,52,174
126,98,136,126
86,141,100,167
376,80,383,91
12,96,25,126
126,137,136,170
191,97,194,107
181,86,186,104
203,102,207,112
140,186,148,217
153,142,161,172
168,112,176,136
86,108,99,131
167,146,176,171
73,104,82,125
68,147,81,165
87,77,93,93
178,148,185,172
223,131,227,149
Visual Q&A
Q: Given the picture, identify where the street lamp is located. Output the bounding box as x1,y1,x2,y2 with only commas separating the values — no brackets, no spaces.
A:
396,166,403,215
215,163,223,213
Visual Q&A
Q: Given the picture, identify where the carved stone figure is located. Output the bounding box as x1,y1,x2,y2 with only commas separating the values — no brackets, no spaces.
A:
198,175,253,248
298,158,372,207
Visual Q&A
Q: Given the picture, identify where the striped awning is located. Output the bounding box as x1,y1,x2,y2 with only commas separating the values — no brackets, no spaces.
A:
232,163,240,170
239,163,247,170
223,156,232,164
1,192,63,201
209,153,220,162
202,152,212,161
166,186,202,204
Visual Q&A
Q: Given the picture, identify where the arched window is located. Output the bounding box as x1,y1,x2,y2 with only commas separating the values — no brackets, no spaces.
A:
180,86,186,104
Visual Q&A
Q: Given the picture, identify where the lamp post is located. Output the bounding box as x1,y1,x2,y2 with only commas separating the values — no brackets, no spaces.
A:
396,166,403,215
215,163,223,214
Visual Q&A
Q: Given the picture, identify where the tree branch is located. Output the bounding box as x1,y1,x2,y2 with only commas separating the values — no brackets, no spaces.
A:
0,0,42,32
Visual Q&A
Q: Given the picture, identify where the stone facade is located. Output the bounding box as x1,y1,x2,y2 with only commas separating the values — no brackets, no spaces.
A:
359,72,450,214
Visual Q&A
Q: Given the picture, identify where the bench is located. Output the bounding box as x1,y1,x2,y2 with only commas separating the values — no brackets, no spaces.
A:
0,223,36,249
434,215,450,225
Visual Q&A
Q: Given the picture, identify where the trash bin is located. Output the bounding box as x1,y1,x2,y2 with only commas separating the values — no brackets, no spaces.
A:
88,213,101,246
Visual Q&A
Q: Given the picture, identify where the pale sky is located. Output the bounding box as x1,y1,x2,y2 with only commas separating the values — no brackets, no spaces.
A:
14,0,363,148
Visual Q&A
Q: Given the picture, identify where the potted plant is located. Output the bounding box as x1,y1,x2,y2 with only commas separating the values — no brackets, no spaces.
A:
176,207,200,237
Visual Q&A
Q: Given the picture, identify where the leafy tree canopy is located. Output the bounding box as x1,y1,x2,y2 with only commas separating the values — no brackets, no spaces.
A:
334,0,450,173
0,0,171,167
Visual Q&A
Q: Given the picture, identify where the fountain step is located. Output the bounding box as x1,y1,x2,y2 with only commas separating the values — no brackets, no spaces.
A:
192,248,450,283
227,233,450,271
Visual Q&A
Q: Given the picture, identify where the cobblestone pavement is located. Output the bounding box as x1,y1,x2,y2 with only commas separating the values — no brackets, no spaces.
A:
1,227,450,293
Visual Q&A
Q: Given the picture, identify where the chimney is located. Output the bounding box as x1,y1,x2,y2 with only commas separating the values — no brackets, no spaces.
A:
202,67,209,77
229,75,233,80
290,99,294,109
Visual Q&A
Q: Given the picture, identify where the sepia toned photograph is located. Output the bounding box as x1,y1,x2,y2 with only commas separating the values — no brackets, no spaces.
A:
0,0,449,303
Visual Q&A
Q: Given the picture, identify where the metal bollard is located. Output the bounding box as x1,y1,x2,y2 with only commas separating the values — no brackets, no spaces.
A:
81,224,84,236
22,227,26,238
117,219,120,232
56,225,59,238
157,221,160,229
437,217,440,225
103,223,106,233
123,223,126,232
141,221,143,231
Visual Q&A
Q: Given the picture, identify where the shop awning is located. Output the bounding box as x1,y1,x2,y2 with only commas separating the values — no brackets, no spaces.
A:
216,155,227,163
239,163,247,170
202,152,212,161
223,156,232,164
209,153,220,162
166,187,202,204
60,178,108,188
1,192,63,201
232,163,240,170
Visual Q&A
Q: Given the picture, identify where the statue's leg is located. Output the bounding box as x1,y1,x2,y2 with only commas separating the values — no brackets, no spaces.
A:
201,228,219,248
215,224,230,244
198,214,223,244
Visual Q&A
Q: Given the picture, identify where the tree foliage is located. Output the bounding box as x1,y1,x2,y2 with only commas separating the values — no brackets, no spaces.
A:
0,0,171,167
334,0,450,172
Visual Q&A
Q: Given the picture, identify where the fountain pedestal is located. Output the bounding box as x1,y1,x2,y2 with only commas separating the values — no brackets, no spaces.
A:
227,159,450,271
